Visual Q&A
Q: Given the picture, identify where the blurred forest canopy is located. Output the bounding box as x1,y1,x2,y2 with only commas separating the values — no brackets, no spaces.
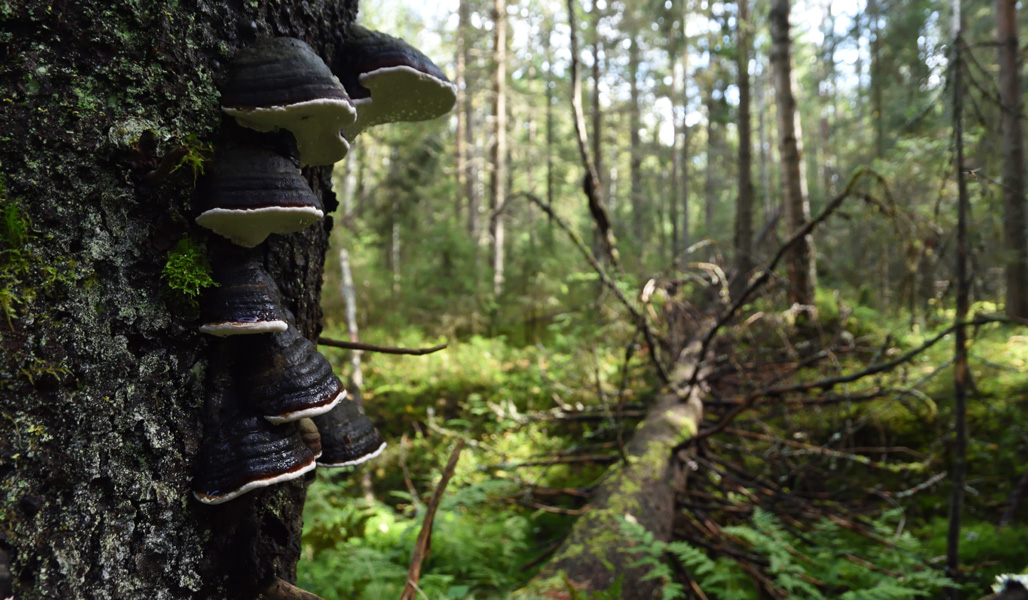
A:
324,0,1026,336
300,0,1028,598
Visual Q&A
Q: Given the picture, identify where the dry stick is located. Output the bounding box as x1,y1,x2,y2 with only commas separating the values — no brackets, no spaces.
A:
398,439,465,600
724,428,929,472
565,0,618,269
524,193,670,383
318,337,448,356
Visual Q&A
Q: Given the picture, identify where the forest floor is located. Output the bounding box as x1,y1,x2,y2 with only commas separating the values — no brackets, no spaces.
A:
297,289,1028,600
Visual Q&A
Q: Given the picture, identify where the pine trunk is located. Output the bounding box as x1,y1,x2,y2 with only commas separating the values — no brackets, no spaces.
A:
0,1,359,597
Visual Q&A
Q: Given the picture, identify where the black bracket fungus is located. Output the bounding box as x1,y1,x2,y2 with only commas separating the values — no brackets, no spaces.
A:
190,27,453,507
334,25,457,140
195,140,325,248
220,37,356,167
192,386,317,505
198,246,289,336
235,325,346,424
312,392,386,468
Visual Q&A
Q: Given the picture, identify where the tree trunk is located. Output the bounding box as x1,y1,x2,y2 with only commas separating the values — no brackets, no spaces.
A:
0,1,360,597
732,0,755,299
680,44,692,254
591,0,604,208
996,0,1028,318
490,0,507,297
770,0,817,306
946,3,969,596
629,36,644,242
518,345,706,600
455,0,469,226
462,0,480,240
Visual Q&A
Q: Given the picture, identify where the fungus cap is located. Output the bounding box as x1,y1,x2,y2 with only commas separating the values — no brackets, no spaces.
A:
236,326,346,424
198,249,289,336
195,142,324,248
312,394,386,468
192,404,317,505
221,37,356,166
335,26,457,138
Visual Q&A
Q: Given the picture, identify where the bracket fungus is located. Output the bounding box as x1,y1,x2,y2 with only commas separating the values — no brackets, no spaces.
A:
198,249,289,336
335,25,457,139
312,395,386,468
221,37,357,167
195,141,324,248
193,394,317,505
237,326,346,424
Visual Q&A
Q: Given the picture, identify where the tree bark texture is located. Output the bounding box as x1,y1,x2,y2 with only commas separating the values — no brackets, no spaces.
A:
0,1,358,597
770,0,817,306
996,0,1028,318
517,345,706,600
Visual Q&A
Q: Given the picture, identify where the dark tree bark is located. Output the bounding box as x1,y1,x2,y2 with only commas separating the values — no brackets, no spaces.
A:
996,0,1028,318
0,1,360,597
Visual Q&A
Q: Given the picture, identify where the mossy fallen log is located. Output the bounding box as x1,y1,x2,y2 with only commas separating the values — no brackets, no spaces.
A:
517,343,707,600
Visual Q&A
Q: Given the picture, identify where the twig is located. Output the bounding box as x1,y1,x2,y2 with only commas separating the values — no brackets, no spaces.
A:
399,439,465,600
318,337,448,356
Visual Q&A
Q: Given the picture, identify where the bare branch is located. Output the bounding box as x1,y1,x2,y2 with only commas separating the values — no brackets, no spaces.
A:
318,337,448,356
399,440,465,600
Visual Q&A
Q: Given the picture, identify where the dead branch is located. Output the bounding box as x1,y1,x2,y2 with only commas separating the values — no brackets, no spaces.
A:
565,0,618,268
681,166,881,397
318,337,448,356
493,455,620,469
399,439,465,600
687,314,998,446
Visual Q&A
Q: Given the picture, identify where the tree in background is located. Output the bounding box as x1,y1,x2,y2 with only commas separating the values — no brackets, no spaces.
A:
996,0,1028,319
770,0,816,306
732,0,755,299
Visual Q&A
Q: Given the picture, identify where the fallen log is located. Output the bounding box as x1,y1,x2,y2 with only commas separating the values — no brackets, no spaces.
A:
516,343,707,599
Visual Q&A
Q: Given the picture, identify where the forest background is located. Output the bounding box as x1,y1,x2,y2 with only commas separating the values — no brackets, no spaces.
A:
297,0,1028,598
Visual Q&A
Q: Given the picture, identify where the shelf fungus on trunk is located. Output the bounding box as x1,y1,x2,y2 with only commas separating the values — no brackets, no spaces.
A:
311,394,386,468
334,25,457,139
236,325,346,424
195,140,324,248
198,248,289,336
220,37,357,167
193,392,317,505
